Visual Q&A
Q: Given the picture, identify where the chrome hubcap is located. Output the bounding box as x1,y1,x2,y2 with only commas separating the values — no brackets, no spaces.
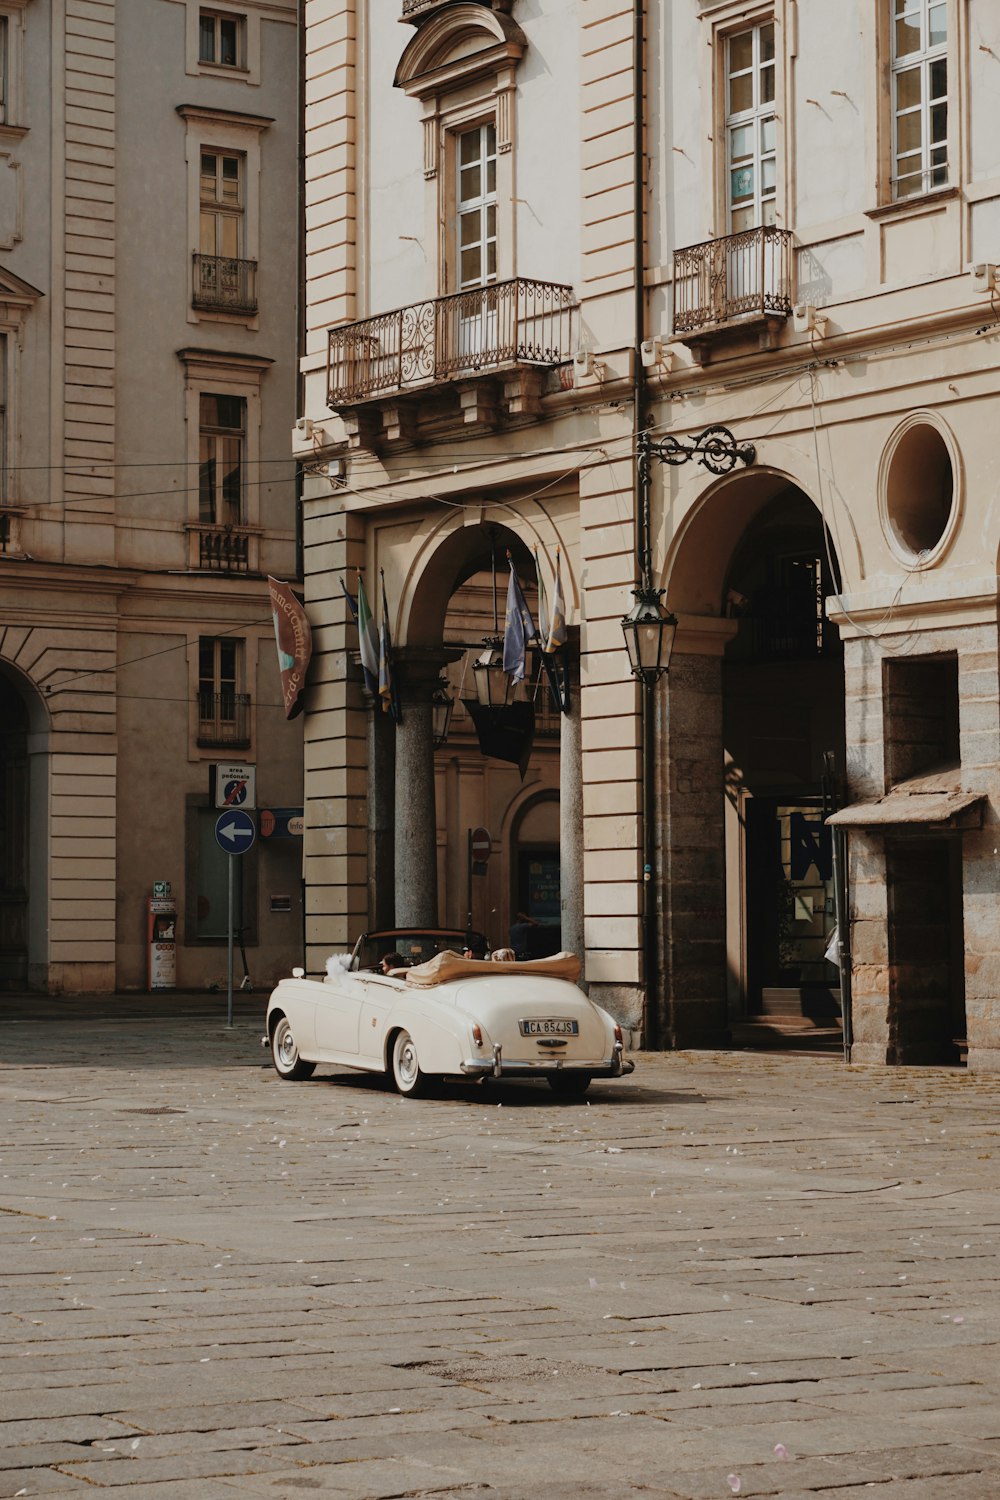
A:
276,1024,297,1067
396,1035,418,1086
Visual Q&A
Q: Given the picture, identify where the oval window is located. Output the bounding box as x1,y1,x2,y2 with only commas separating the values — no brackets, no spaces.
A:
881,418,959,565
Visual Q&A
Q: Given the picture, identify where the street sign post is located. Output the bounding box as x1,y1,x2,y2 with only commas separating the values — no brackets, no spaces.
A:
467,826,492,928
212,762,256,810
215,810,256,1027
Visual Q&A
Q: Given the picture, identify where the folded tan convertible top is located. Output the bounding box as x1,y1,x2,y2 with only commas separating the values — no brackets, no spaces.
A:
405,950,581,988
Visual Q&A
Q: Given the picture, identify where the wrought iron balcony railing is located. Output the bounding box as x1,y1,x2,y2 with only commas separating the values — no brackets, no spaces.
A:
192,253,258,315
328,277,576,407
673,226,793,337
197,690,251,749
196,524,251,573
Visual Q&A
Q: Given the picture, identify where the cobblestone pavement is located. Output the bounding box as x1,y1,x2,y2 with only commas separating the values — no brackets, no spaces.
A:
2,994,1000,1499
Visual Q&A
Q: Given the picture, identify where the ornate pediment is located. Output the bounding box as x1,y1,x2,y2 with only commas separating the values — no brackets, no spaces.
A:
401,0,512,25
394,2,526,98
0,266,41,305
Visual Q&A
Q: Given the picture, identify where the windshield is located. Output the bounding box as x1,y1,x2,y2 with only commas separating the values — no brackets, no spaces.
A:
352,930,488,971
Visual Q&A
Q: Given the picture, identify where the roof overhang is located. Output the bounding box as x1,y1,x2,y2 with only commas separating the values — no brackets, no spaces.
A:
827,770,986,832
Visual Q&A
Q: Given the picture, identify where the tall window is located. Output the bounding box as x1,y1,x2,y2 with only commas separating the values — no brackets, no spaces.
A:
457,123,497,290
199,394,245,525
891,0,948,200
200,150,243,259
197,636,249,747
199,9,243,69
726,22,776,231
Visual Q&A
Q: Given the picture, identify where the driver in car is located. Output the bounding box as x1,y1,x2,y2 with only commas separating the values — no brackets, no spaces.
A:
380,951,407,976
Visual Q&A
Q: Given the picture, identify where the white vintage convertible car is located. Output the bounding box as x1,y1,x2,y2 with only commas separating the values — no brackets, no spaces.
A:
263,932,633,1097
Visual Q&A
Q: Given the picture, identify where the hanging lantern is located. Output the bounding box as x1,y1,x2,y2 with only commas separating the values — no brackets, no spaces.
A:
472,635,513,708
621,587,678,685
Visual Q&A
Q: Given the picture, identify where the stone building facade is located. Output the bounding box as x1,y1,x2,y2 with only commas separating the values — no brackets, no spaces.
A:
299,0,1000,1069
0,0,302,993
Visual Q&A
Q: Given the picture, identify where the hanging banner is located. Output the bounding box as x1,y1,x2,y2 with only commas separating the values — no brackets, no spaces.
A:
268,576,313,720
463,699,535,781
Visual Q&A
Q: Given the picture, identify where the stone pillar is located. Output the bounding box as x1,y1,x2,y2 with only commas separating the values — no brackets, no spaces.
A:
393,647,462,927
659,652,730,1048
367,701,395,929
559,646,584,973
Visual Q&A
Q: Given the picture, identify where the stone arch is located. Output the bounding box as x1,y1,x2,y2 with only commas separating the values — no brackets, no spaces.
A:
398,506,575,646
651,464,847,1051
662,463,846,619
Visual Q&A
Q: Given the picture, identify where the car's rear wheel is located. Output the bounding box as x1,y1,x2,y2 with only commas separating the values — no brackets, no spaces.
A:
391,1029,426,1097
547,1072,591,1097
271,1015,315,1081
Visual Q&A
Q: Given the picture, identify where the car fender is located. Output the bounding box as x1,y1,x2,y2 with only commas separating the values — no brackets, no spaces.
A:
382,996,466,1075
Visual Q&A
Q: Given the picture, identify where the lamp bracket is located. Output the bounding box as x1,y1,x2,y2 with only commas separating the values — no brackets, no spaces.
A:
650,424,755,476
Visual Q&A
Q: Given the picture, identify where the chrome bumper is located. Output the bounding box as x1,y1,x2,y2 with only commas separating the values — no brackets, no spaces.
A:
459,1039,634,1080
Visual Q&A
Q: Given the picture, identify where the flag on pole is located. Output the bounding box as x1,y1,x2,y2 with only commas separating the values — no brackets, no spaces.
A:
268,576,313,720
535,547,550,650
355,571,380,695
378,569,401,723
502,554,538,684
544,548,568,652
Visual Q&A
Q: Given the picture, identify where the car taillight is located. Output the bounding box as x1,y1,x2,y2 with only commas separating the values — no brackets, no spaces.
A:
614,1022,623,1046
472,1024,483,1047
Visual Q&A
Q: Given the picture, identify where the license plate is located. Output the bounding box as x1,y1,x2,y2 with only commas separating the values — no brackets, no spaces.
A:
518,1018,579,1037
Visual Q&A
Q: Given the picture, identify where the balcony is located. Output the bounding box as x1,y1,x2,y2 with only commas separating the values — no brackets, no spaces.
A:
672,226,793,357
186,522,258,574
327,277,576,442
192,253,258,315
197,690,251,749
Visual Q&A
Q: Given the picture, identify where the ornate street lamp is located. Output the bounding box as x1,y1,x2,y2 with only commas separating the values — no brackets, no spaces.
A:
472,635,513,708
621,586,678,685
431,675,455,749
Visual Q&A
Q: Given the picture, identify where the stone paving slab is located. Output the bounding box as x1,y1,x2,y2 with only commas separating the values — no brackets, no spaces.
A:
2,994,1000,1496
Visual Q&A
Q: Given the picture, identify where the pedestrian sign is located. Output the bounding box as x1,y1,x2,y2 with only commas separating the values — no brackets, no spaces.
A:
212,762,256,810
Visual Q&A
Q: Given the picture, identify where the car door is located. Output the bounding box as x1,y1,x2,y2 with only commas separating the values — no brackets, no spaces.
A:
313,974,362,1058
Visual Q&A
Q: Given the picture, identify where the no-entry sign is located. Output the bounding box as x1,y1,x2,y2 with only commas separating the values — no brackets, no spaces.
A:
470,827,492,861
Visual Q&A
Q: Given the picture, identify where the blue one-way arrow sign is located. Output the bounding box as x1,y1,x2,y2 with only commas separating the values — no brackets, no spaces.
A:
215,808,256,854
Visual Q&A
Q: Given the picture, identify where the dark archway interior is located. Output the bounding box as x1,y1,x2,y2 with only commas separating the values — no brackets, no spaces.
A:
407,522,535,646
721,487,845,1020
0,674,29,987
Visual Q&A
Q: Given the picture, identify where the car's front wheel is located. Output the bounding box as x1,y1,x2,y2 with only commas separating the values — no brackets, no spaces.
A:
271,1015,315,1081
391,1029,426,1097
547,1072,591,1098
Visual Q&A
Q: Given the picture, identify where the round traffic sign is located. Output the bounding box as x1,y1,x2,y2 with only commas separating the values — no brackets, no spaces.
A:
470,826,492,860
223,778,248,805
215,808,256,855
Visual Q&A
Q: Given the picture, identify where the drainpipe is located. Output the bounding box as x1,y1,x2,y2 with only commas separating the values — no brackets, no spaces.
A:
633,0,660,1049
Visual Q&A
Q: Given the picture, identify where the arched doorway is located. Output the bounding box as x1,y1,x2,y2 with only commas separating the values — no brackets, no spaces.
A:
657,469,847,1047
0,673,30,987
721,487,845,1025
510,793,561,957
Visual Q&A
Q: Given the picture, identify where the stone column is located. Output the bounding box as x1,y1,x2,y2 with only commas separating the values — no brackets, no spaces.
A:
367,700,395,929
659,651,730,1049
393,647,462,927
559,644,584,974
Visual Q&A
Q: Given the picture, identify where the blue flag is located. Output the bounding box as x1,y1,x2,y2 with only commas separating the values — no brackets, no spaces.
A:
502,555,538,685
